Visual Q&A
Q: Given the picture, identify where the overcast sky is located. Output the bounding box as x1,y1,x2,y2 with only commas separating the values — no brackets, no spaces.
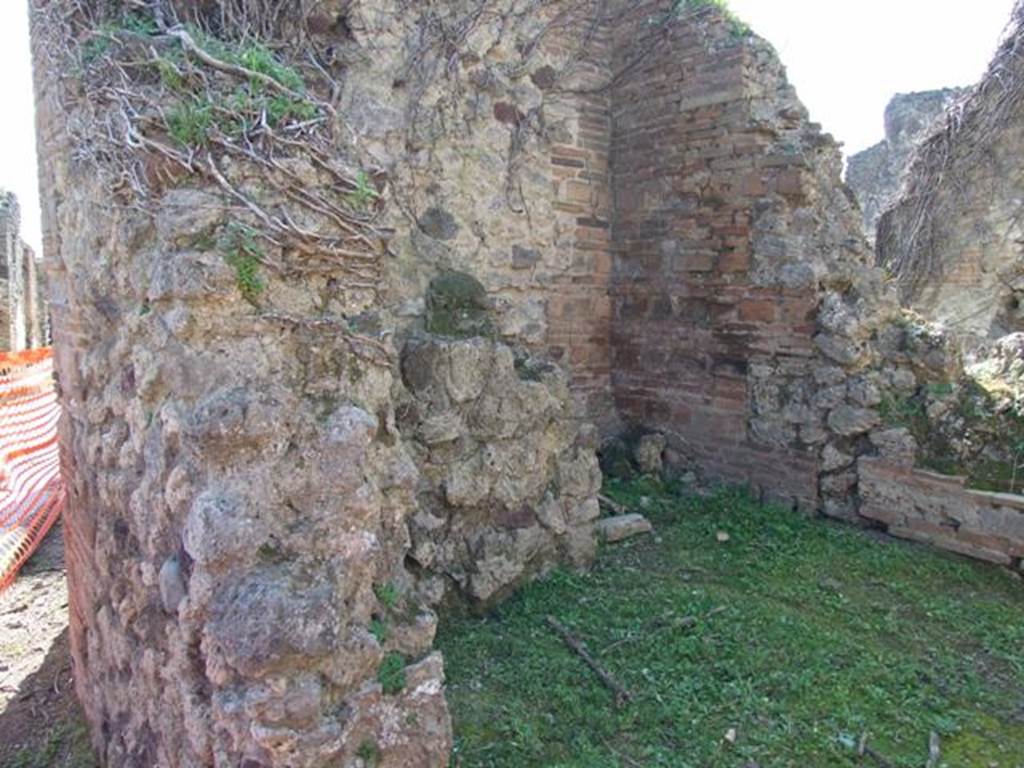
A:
727,0,1016,154
0,1,1016,255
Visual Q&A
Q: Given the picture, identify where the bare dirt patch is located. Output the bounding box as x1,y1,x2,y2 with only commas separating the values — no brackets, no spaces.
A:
0,525,94,767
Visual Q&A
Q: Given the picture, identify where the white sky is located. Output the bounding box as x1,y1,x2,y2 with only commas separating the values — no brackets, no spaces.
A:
728,0,1017,155
0,1,1017,255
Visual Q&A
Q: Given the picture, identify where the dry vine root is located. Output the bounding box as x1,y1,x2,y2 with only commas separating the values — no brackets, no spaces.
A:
44,0,389,315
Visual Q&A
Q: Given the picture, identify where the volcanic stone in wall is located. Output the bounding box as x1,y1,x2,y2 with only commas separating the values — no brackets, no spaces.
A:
31,0,459,763
399,332,600,608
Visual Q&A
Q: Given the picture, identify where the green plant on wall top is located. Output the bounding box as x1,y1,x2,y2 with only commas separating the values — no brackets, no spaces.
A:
68,4,412,338
167,97,215,147
673,0,751,38
79,13,157,66
154,28,319,147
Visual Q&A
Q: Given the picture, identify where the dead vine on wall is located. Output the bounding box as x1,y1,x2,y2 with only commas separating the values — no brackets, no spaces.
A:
39,0,387,309
879,10,1024,299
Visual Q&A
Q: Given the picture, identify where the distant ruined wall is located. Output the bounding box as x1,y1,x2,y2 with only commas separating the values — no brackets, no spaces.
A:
878,2,1024,340
24,245,45,348
0,191,45,352
0,194,15,350
846,89,964,245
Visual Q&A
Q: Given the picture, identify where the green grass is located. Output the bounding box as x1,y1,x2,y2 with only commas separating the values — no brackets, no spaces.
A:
8,718,94,768
439,477,1024,767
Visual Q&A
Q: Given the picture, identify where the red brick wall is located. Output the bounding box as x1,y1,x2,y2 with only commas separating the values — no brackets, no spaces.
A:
608,6,821,509
30,8,98,726
544,18,616,420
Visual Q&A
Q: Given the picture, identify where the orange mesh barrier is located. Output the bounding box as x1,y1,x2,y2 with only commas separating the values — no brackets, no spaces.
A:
0,347,65,592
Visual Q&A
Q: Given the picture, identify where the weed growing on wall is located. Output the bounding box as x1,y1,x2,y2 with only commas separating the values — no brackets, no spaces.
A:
880,376,1024,493
674,0,751,38
356,741,380,765
369,618,390,643
377,653,407,695
219,223,266,304
374,583,400,611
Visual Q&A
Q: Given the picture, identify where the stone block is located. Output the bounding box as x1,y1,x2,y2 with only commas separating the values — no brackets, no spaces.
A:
828,405,879,436
634,433,666,474
869,428,917,466
596,514,653,543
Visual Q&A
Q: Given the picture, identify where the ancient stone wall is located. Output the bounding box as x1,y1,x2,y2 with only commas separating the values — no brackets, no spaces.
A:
878,1,1024,340
846,88,964,245
34,13,453,763
335,1,618,425
31,1,1024,766
31,1,610,765
399,334,600,608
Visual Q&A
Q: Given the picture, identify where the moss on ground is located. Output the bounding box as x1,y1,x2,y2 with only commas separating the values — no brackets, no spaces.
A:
439,477,1024,767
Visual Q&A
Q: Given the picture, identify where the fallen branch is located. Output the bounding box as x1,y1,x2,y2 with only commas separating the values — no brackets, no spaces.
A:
601,738,642,768
598,494,629,516
546,615,633,707
857,732,894,768
925,732,941,768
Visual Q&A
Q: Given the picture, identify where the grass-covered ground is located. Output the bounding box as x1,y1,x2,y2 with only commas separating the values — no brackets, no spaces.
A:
439,478,1024,767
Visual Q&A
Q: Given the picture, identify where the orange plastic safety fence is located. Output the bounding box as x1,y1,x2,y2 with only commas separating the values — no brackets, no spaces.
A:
0,347,65,593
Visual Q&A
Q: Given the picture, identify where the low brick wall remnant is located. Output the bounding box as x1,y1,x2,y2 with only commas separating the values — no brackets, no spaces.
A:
860,457,1024,568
